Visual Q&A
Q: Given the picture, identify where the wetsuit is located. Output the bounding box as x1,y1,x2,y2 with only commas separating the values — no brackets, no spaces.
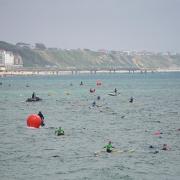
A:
32,92,36,99
104,144,114,153
129,97,133,103
92,101,96,107
114,89,117,94
162,146,168,150
97,96,100,100
55,128,64,136
38,112,45,126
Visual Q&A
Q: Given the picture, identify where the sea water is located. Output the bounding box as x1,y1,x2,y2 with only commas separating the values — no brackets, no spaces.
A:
0,72,180,180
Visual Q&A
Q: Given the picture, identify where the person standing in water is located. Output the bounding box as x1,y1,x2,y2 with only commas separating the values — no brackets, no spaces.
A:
38,111,45,126
104,141,115,153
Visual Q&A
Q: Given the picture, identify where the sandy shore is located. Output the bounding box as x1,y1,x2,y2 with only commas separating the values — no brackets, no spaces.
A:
1,69,180,77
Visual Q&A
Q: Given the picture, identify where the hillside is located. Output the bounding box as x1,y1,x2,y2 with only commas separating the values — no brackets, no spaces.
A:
1,41,180,70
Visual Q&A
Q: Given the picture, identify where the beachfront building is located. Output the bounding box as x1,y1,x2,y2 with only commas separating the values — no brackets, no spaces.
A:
0,50,6,65
0,49,23,68
4,51,14,66
14,54,23,66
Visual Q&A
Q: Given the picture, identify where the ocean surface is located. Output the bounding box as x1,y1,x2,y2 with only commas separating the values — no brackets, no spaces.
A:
0,72,180,180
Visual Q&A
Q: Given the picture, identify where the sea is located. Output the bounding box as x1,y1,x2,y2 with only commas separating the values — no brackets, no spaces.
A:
0,72,180,180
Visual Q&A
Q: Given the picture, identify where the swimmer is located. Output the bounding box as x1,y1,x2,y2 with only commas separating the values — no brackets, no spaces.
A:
162,144,169,151
97,96,101,100
149,145,159,154
92,101,96,107
55,127,64,136
153,150,159,154
129,97,134,103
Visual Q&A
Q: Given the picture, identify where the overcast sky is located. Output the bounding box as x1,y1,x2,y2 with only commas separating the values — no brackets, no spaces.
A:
0,0,180,52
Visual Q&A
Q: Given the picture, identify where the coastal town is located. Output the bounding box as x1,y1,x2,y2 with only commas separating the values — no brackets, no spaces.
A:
0,41,180,77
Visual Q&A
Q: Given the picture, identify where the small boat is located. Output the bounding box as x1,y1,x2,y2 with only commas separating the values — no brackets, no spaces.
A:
26,97,42,102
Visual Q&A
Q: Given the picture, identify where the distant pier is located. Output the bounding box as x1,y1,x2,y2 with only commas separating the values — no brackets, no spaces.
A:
0,67,157,76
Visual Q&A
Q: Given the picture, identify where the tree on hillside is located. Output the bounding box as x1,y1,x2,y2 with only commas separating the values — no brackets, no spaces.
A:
35,43,46,50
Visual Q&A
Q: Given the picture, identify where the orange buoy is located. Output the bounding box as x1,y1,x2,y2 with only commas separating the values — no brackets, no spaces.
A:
27,114,42,128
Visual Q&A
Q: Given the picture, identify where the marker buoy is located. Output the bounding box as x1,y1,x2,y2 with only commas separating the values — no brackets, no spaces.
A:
27,114,42,128
96,81,102,86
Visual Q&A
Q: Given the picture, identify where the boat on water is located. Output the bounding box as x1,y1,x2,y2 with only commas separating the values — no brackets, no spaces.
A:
26,97,42,102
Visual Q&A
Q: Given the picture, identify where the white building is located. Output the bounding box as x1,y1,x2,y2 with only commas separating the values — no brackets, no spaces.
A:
14,54,23,66
4,51,14,65
0,49,23,67
0,50,6,65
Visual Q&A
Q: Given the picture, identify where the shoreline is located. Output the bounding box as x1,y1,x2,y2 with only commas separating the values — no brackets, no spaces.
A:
1,69,180,77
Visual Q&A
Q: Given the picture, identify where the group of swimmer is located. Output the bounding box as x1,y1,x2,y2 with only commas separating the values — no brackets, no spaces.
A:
148,130,171,153
103,142,170,154
90,87,134,108
31,81,171,155
37,110,112,149
36,111,65,136
149,144,170,153
36,109,171,153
